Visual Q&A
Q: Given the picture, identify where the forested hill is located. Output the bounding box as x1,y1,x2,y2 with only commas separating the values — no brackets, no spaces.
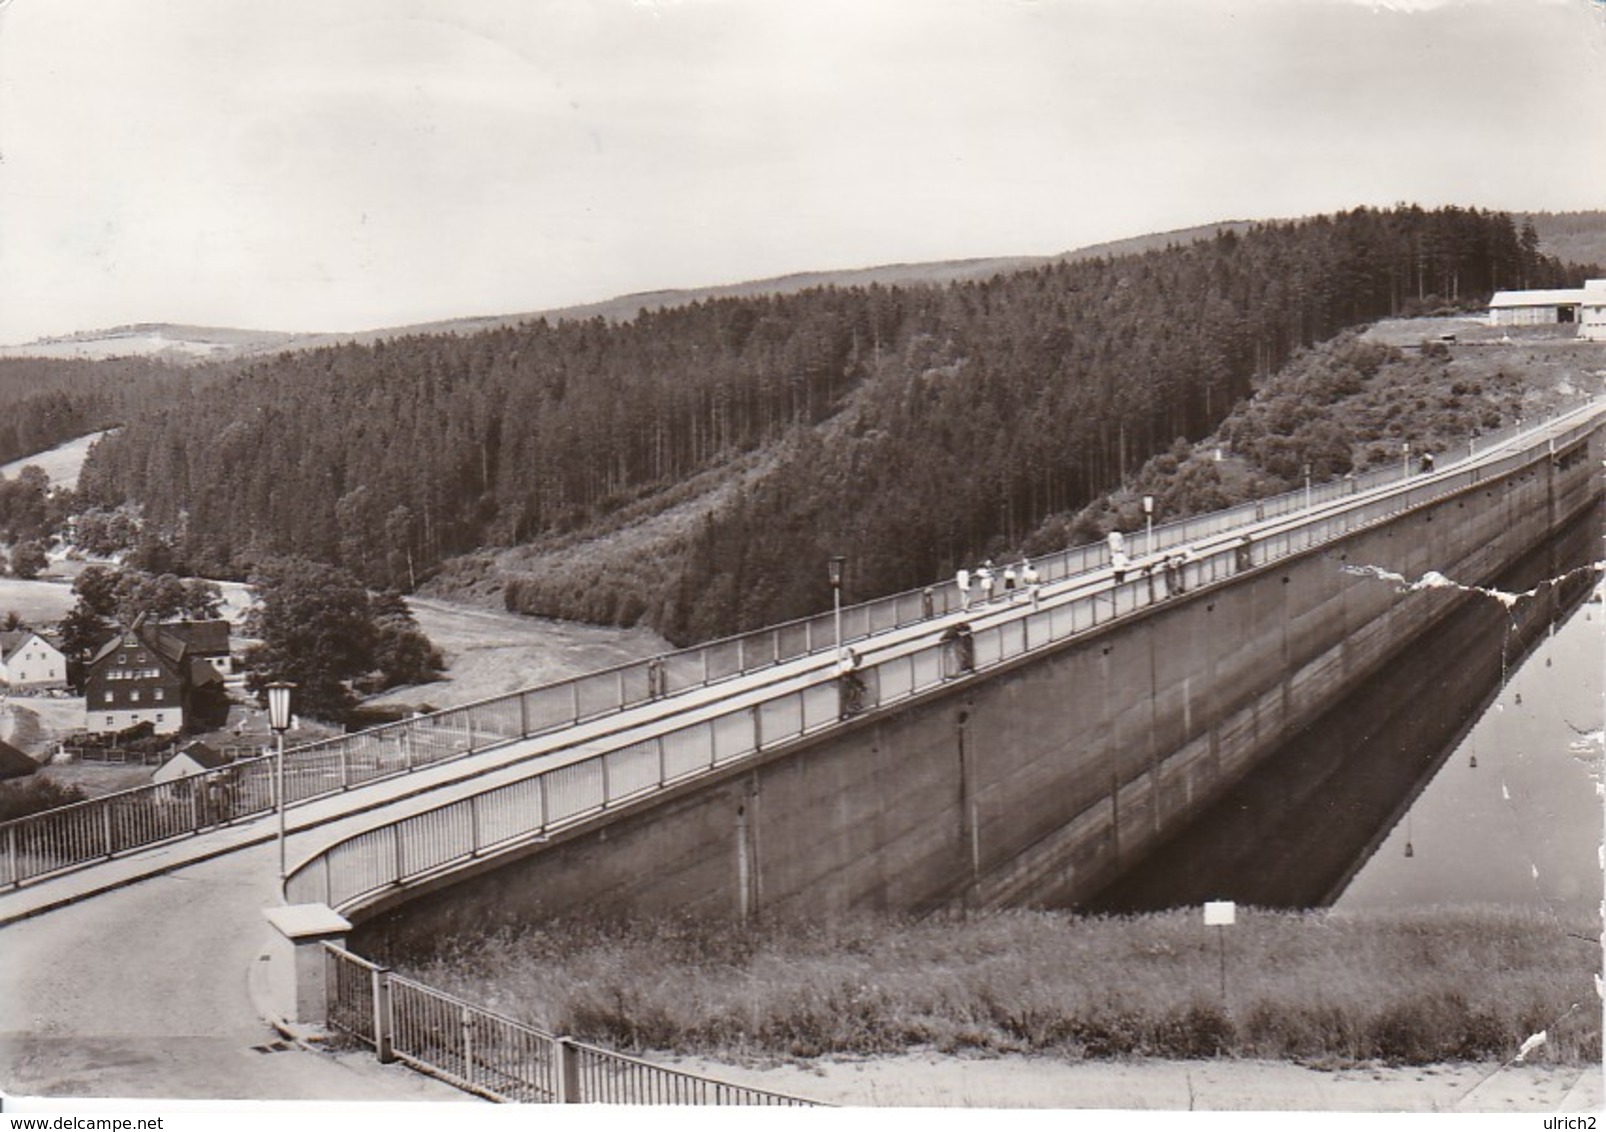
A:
0,355,205,468
77,205,1593,644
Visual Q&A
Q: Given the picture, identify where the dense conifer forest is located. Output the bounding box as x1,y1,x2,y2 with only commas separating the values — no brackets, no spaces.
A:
74,205,1594,643
0,356,203,467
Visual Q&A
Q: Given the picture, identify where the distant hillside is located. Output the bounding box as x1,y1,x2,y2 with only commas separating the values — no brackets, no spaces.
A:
1526,210,1606,272
0,221,1254,363
0,323,301,363
7,212,1598,367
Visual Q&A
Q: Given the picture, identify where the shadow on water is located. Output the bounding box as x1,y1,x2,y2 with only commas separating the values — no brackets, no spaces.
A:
1082,502,1604,914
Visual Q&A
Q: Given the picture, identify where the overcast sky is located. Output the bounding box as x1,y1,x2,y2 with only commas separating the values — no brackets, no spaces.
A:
0,0,1601,343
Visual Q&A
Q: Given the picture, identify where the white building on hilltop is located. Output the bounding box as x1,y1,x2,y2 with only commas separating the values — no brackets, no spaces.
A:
1582,279,1606,342
1488,280,1606,340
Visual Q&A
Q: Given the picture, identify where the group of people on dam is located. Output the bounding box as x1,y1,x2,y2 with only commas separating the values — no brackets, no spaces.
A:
953,558,1043,610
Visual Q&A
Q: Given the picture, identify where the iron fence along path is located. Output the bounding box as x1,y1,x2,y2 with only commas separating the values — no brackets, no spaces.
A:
322,943,817,1105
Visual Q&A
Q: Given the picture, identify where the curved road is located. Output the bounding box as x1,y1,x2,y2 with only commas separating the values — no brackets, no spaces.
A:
0,838,464,1103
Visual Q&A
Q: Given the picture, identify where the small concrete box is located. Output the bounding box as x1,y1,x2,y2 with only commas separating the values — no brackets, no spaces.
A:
262,903,352,1027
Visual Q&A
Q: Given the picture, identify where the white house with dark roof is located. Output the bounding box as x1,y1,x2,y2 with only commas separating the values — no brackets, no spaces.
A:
82,616,231,735
0,629,68,690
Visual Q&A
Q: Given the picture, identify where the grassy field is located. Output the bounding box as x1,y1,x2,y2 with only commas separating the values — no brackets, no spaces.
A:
399,905,1601,1068
0,573,77,626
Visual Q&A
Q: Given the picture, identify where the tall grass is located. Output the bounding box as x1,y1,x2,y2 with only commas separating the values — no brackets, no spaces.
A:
398,905,1601,1066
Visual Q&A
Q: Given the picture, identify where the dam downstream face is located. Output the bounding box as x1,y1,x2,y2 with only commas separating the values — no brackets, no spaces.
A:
1082,503,1604,916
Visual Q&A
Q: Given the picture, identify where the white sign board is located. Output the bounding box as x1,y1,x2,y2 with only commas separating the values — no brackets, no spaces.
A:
1203,900,1236,926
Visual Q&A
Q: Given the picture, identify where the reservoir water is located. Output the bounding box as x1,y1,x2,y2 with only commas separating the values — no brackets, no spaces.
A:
1085,504,1604,917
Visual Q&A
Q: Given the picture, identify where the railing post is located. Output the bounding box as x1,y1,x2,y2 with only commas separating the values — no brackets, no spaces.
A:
601,755,611,808
519,691,531,738
571,682,581,723
102,802,114,859
656,736,666,787
556,1036,582,1103
469,794,482,856
393,824,405,885
461,1005,475,1088
372,966,395,1063
538,774,549,832
6,823,16,888
340,744,351,790
752,704,763,752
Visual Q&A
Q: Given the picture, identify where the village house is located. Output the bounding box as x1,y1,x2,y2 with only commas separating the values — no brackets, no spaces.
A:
82,616,231,736
0,629,68,691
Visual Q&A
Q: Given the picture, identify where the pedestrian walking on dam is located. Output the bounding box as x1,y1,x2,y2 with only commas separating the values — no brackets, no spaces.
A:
956,567,972,610
1023,560,1041,609
978,561,996,603
1003,563,1017,600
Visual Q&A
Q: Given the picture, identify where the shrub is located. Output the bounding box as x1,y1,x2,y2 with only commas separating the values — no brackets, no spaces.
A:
0,776,88,822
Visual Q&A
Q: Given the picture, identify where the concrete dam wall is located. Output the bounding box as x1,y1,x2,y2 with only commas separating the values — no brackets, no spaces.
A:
352,428,1602,956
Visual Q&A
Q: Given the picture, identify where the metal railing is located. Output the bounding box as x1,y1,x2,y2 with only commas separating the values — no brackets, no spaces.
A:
323,943,817,1105
5,397,1599,891
285,401,1604,915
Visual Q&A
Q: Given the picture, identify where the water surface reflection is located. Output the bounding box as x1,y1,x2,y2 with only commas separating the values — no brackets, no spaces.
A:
1084,505,1603,915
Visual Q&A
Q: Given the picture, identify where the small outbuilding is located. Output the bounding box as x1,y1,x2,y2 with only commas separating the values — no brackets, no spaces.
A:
152,740,229,786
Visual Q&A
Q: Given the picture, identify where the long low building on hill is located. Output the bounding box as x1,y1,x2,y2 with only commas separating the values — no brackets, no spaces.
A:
1488,279,1606,340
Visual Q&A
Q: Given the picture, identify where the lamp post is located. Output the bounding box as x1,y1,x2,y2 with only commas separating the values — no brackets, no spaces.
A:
267,681,296,883
828,556,847,661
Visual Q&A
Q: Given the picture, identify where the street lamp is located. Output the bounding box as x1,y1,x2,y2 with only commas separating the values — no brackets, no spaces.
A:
267,681,296,883
828,555,847,661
